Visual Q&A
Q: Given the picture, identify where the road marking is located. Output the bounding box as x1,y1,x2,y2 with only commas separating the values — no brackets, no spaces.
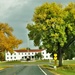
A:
38,65,47,75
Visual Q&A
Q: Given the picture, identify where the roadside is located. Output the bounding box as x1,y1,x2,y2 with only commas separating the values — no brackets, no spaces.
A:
0,68,4,70
0,60,75,75
41,64,75,75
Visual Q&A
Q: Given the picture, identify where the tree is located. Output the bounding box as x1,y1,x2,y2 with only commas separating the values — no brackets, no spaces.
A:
0,23,22,54
26,47,31,50
64,41,75,60
27,3,75,66
0,51,5,61
35,53,42,59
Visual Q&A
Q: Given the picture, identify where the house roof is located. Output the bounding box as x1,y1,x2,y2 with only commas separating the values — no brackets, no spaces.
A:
14,49,44,53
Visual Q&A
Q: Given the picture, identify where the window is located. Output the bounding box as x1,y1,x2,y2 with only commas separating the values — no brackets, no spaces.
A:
25,56,27,58
7,53,9,55
46,56,48,58
7,57,9,59
32,56,34,58
22,53,23,55
14,57,16,59
42,52,44,54
28,53,30,55
32,53,33,54
11,57,12,59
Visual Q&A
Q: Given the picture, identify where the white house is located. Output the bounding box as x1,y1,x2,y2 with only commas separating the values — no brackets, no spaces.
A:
5,49,53,61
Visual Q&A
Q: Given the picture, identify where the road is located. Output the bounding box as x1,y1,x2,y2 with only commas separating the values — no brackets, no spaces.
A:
0,65,54,75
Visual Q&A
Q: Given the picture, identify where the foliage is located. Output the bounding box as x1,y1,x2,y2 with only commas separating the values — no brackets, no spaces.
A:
35,53,42,59
26,47,31,50
0,52,5,61
27,2,75,66
0,23,22,53
64,42,75,59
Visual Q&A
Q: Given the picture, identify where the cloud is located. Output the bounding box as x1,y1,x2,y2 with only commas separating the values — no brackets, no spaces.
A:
0,0,75,49
0,0,29,19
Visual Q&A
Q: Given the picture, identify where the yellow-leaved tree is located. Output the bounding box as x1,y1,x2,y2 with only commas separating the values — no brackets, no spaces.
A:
0,23,22,60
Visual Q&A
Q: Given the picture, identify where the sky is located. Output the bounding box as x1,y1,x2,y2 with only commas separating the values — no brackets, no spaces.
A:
0,0,75,49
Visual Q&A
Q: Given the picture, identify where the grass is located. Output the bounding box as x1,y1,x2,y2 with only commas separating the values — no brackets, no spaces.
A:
54,64,75,75
42,60,75,75
63,60,75,65
0,60,49,67
0,63,13,71
55,69,75,75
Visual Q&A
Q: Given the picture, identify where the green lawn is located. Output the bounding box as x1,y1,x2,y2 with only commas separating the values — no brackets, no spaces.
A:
0,60,49,66
55,69,75,75
42,60,75,75
63,60,75,65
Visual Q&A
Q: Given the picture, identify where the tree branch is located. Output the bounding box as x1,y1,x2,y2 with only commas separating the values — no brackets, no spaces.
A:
62,36,75,52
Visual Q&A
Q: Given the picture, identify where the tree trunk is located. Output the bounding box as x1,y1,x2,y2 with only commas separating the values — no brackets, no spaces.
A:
58,49,63,66
58,43,63,67
57,37,75,67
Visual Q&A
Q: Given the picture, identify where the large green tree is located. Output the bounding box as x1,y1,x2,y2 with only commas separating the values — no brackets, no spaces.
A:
27,3,75,66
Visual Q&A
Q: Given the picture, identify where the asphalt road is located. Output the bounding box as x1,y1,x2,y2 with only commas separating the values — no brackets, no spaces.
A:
0,65,54,75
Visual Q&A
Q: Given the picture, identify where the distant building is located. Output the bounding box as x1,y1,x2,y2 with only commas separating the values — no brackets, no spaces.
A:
5,49,53,61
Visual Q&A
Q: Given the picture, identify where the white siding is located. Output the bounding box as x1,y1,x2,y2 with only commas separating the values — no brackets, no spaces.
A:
41,50,53,60
5,50,53,61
